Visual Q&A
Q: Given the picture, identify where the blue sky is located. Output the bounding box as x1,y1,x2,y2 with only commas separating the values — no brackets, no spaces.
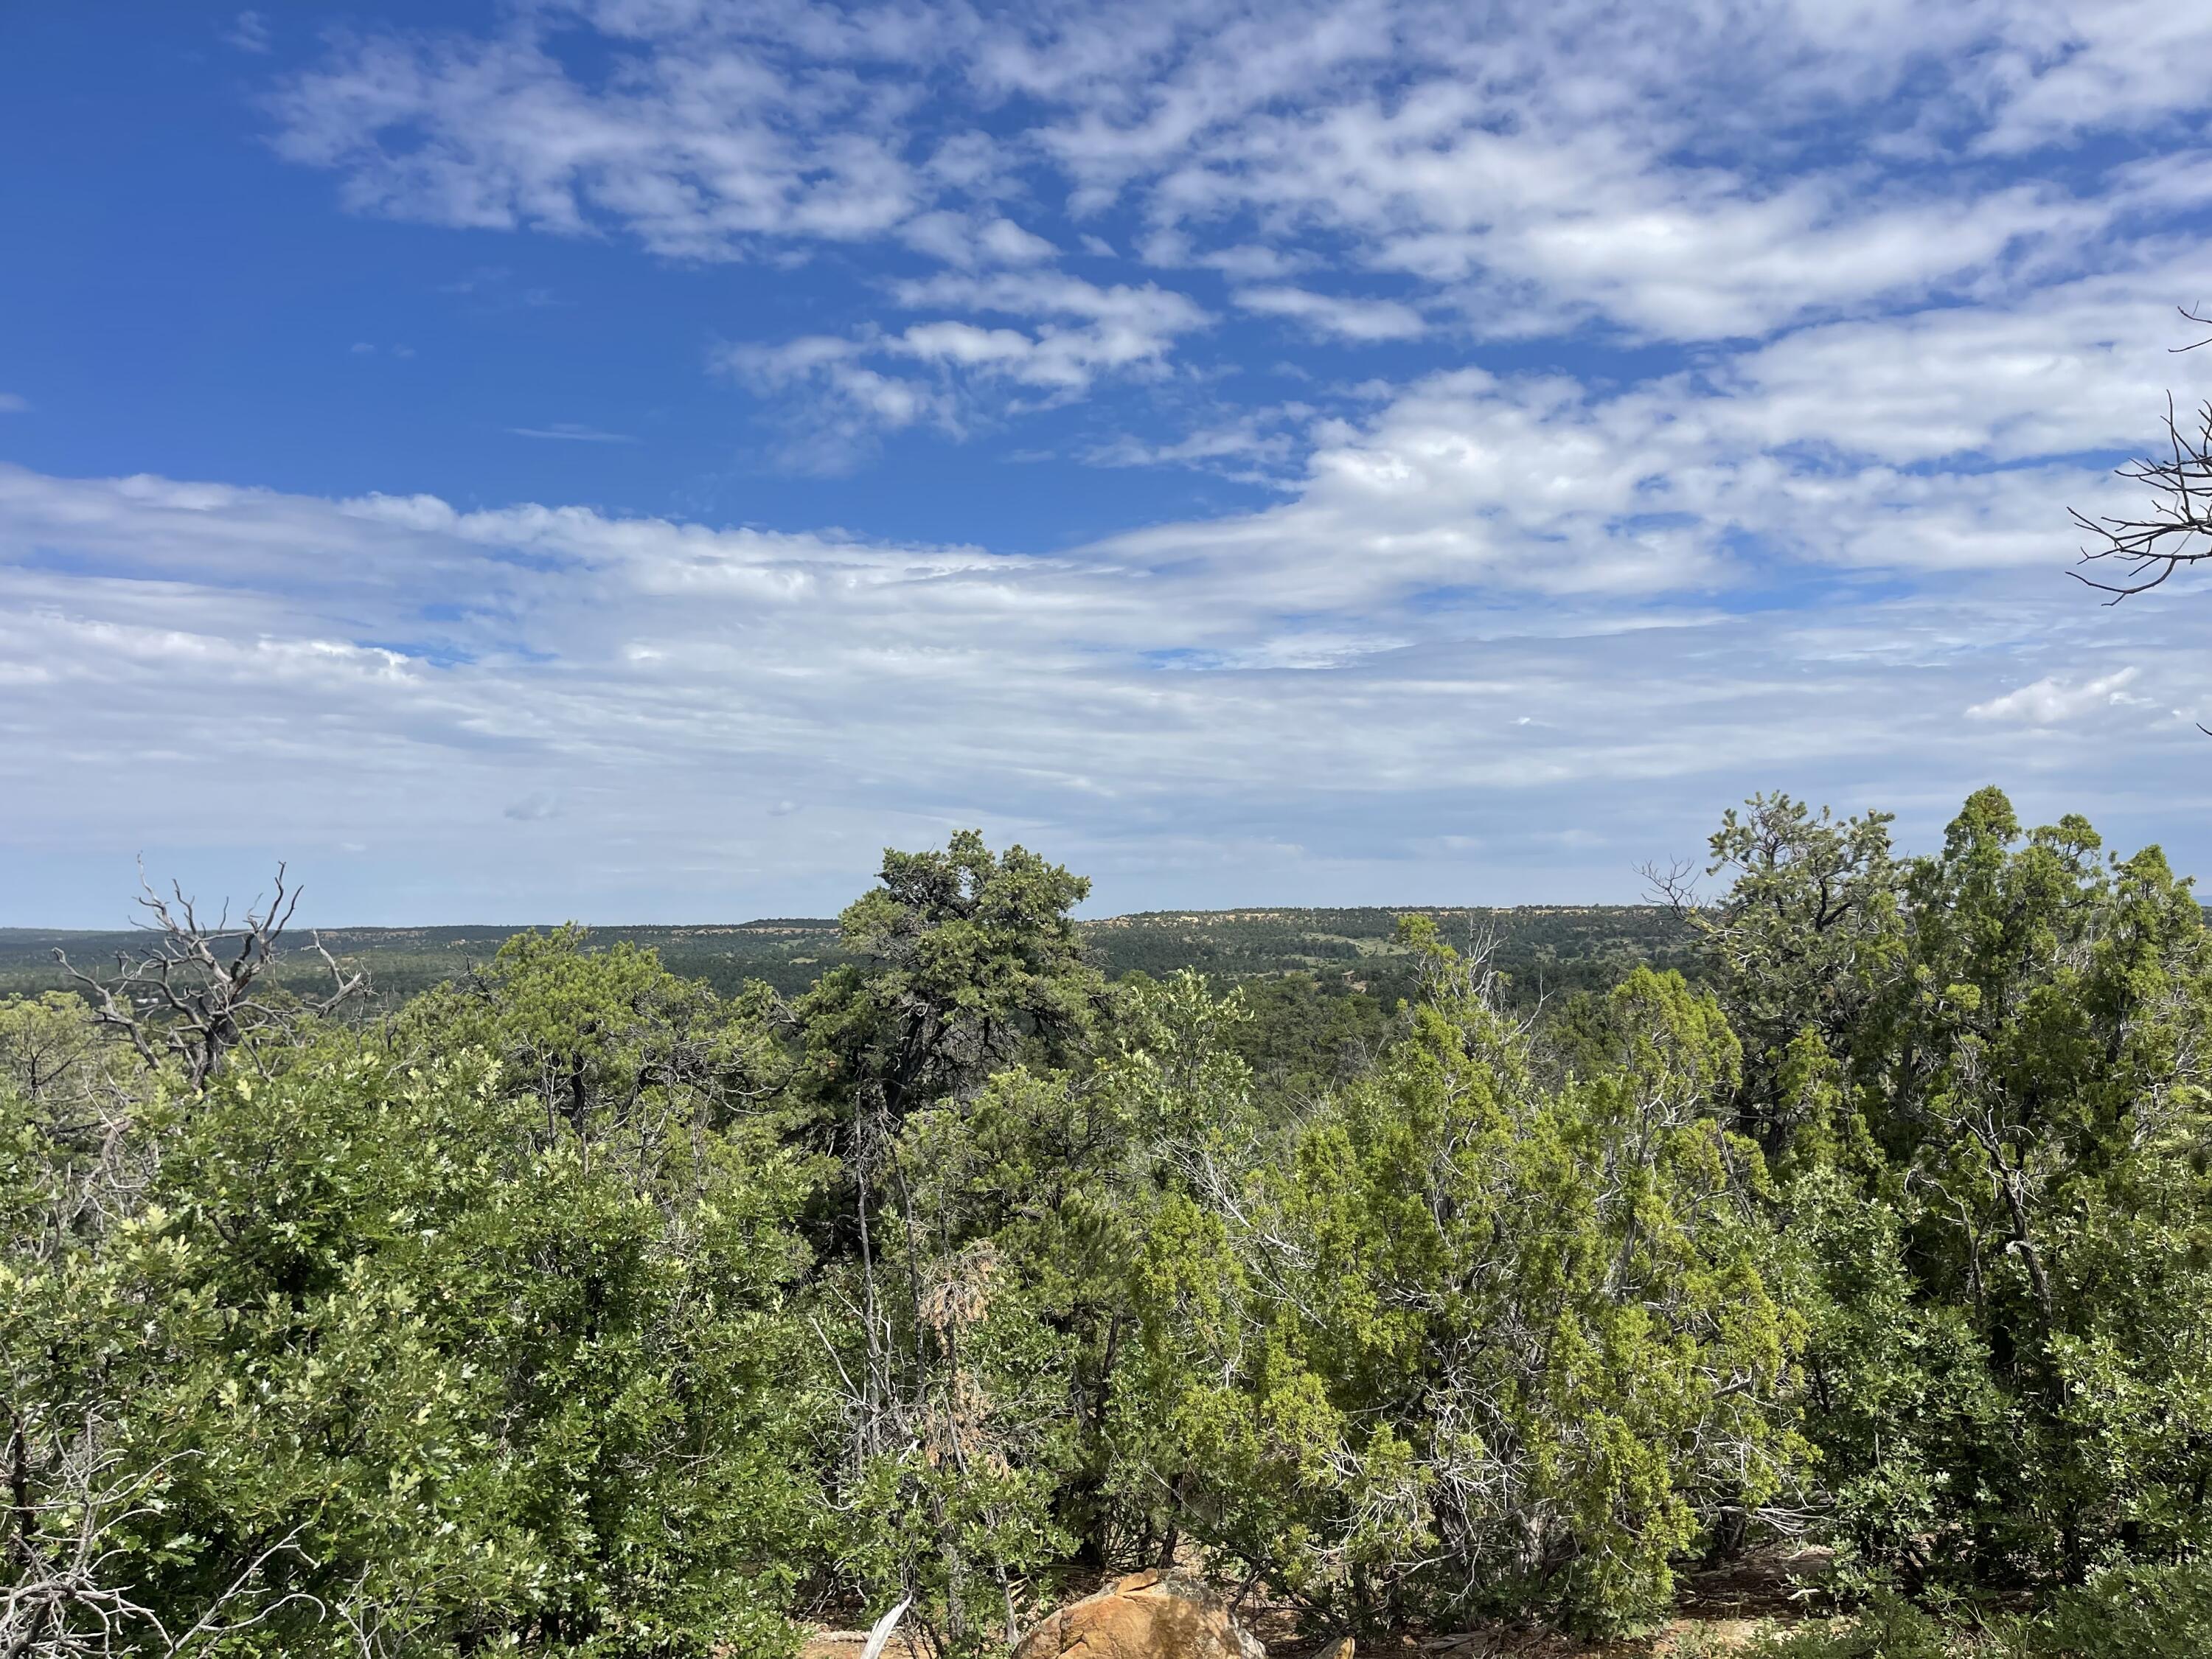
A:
5,1,2211,925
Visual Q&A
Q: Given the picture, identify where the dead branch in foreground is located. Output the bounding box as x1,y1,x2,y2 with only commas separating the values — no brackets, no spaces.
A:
57,863,366,1090
2070,306,2212,602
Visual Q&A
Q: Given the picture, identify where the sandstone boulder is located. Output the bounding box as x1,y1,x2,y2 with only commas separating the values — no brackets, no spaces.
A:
1012,1571,1267,1659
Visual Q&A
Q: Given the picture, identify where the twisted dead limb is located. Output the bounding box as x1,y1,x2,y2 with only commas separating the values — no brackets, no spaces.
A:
57,862,366,1090
2070,307,2212,603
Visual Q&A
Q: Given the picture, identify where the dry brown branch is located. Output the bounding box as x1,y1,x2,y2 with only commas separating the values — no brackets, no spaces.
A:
1637,857,1701,917
55,862,367,1090
2070,308,2212,602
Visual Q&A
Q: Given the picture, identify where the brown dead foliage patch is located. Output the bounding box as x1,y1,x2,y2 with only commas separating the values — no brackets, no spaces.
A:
796,1548,1832,1659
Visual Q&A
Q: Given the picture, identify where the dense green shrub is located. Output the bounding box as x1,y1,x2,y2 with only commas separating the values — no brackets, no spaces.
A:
3,945,817,1658
1744,1565,2212,1658
1744,1594,1960,1659
1698,790,2212,1588
1116,939,1802,1634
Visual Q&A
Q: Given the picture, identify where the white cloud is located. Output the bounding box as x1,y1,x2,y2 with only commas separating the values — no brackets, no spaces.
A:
1082,410,1307,474
979,218,1058,264
265,1,2212,343
899,211,1060,267
1702,267,2205,464
1197,245,1308,280
723,270,1212,443
1974,1,2212,153
0,393,28,414
1967,667,2146,723
226,10,271,54
504,791,563,821
1144,91,2121,339
6,395,2208,919
886,269,1210,335
268,29,924,260
1234,286,1426,342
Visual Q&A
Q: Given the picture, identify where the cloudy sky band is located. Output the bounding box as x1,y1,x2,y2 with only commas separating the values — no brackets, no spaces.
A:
2,0,2208,922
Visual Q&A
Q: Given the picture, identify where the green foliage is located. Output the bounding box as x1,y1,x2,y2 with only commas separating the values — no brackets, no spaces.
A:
3,936,815,1658
1745,1593,1961,1659
1081,907,1700,1009
2023,1561,2212,1658
11,801,2212,1655
0,989,144,1107
1743,1565,2212,1658
401,923,790,1143
788,835,1116,1654
1,906,1700,1009
1220,970,1392,1104
1707,790,2212,1588
1119,932,1801,1634
796,830,1104,1122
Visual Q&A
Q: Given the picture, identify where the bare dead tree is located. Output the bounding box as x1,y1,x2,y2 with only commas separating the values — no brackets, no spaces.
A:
2070,305,2212,602
56,863,366,1091
1636,856,1702,917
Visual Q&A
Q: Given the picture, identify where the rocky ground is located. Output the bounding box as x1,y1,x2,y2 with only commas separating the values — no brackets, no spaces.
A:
796,1548,1829,1658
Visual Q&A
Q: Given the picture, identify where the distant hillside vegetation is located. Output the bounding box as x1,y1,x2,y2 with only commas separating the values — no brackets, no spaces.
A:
1086,904,1696,1005
0,904,1694,1006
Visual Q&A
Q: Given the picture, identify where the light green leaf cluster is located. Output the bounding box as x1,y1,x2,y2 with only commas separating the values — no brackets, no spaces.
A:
3,939,817,1658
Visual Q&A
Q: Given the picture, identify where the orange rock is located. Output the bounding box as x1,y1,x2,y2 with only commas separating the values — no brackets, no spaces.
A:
1012,1571,1267,1659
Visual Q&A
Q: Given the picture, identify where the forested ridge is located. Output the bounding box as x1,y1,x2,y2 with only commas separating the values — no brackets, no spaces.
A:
8,787,2212,1657
0,902,1696,1004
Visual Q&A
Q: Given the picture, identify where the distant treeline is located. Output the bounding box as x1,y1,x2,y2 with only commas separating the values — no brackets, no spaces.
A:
0,902,1698,1004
